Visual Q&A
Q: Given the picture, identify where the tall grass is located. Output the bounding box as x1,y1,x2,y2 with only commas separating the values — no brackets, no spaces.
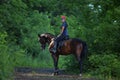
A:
16,49,53,68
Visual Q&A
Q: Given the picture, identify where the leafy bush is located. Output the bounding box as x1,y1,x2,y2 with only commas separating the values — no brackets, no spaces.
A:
88,54,120,78
0,32,25,80
21,11,54,56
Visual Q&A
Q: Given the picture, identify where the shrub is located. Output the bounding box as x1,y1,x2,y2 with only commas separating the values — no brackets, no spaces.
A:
88,54,120,78
0,32,25,80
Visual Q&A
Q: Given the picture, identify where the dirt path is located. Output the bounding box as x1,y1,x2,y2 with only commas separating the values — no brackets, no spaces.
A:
14,67,97,80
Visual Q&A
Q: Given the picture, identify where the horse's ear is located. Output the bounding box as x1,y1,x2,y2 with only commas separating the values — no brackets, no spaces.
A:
38,34,40,37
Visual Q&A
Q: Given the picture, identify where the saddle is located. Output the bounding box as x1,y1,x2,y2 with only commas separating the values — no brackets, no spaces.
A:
57,35,69,49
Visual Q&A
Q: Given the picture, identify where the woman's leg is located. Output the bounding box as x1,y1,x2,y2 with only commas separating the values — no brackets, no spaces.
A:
52,34,64,53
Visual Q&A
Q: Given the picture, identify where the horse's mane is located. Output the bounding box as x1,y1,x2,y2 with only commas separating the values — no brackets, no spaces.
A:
44,33,55,37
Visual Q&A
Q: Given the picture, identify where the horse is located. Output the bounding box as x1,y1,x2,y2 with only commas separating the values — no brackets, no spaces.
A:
38,33,87,76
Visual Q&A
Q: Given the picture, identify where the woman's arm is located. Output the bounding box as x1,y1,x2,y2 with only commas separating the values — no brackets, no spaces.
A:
61,26,65,34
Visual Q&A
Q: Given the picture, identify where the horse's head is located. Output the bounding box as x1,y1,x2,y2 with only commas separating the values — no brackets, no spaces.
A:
38,34,47,50
38,33,55,50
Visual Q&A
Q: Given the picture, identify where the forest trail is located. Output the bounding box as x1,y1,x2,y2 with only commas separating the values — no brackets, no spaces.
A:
14,67,97,80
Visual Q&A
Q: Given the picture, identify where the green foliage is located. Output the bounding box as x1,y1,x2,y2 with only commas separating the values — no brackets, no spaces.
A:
21,11,54,56
61,55,79,73
89,54,120,78
93,22,120,55
0,32,24,80
16,49,53,68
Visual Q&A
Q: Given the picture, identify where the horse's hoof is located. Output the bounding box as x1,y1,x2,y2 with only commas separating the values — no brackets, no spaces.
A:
79,74,82,77
51,72,58,76
54,72,58,75
51,73,55,76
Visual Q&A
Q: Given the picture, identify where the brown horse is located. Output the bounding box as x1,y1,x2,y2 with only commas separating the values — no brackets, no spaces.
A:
38,33,87,76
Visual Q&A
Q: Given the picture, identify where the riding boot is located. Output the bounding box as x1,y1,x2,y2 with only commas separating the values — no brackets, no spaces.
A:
52,41,57,53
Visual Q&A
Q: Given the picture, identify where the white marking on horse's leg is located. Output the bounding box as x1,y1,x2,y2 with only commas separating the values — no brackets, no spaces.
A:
79,74,82,77
51,73,54,76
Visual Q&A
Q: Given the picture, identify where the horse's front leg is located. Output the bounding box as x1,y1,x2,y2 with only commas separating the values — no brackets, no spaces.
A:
51,54,59,75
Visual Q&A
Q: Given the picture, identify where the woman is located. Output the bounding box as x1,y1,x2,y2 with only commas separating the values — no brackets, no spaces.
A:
52,16,69,53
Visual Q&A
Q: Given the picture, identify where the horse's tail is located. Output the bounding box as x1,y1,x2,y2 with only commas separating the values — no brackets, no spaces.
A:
81,41,88,59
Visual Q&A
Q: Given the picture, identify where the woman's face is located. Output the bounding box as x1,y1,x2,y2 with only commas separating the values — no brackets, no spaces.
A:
62,19,65,22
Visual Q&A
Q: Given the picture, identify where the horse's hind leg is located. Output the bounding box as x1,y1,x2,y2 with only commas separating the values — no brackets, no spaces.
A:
51,54,59,76
76,44,83,76
79,59,82,76
76,55,82,76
